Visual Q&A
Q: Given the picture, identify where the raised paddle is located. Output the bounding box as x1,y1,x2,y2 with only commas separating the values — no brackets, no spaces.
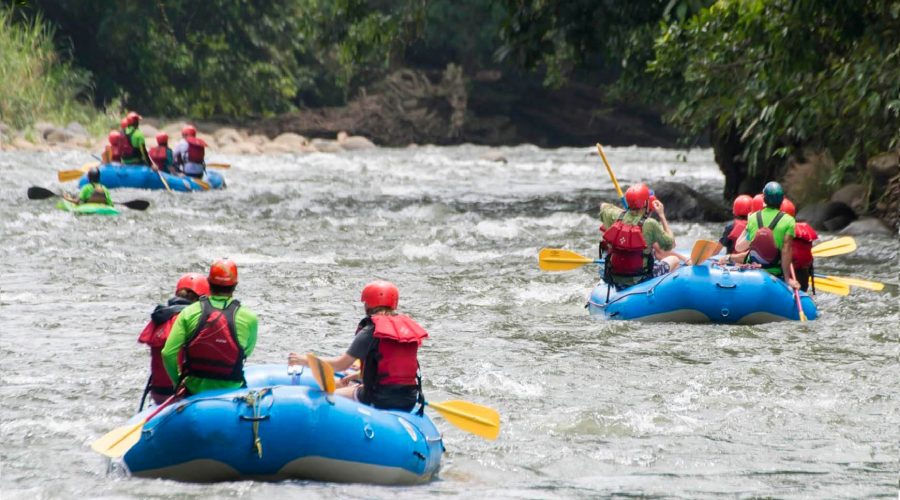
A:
539,248,603,271
57,161,101,182
808,276,851,296
91,388,184,458
815,274,885,292
689,239,720,265
27,186,150,210
596,143,627,208
811,237,857,258
789,264,807,322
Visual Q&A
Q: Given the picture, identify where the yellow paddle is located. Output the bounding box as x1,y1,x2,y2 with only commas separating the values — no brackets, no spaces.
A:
91,389,184,458
809,276,851,296
596,143,626,208
538,248,602,271
305,354,500,440
811,237,857,257
818,274,884,291
57,161,100,182
689,239,720,265
208,163,230,169
789,264,807,322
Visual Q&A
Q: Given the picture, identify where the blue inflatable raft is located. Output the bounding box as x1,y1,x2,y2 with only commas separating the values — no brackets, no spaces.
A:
587,264,817,323
121,364,443,484
78,164,225,192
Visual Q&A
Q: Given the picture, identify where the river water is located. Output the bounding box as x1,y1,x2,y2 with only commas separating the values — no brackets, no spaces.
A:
1,146,897,498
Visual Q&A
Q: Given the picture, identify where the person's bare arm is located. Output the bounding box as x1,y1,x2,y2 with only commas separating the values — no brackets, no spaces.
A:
287,352,358,372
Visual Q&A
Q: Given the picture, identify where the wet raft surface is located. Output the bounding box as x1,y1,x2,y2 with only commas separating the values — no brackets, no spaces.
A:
1,147,897,497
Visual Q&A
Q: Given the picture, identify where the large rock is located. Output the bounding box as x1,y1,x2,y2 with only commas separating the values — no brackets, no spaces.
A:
839,217,895,237
44,127,75,144
215,127,244,146
247,134,271,146
339,135,376,150
273,132,308,150
830,183,867,213
219,142,261,155
260,141,297,154
310,138,344,153
796,201,858,231
782,150,834,208
480,150,508,163
651,181,730,222
874,173,900,231
868,150,899,180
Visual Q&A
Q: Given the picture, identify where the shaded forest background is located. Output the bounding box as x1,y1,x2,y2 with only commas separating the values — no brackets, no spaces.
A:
2,0,898,210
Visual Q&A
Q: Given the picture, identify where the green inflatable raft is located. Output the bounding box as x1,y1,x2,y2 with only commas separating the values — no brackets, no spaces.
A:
55,199,120,216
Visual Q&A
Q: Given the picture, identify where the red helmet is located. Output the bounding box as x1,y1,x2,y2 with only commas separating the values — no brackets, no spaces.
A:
156,132,168,146
624,184,651,210
208,259,238,286
126,111,142,125
120,118,130,129
780,198,796,217
182,125,197,137
750,194,765,213
175,272,210,296
732,194,753,217
361,281,399,310
108,130,122,143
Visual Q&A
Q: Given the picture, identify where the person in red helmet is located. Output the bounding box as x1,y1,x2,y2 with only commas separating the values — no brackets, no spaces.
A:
162,259,258,395
780,198,818,292
714,194,754,260
288,281,428,412
137,273,210,408
148,132,176,174
173,124,208,179
120,112,150,166
102,130,124,163
598,183,682,290
749,193,765,214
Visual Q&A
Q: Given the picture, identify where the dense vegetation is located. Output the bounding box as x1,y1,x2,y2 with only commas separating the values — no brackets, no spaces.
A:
3,0,898,200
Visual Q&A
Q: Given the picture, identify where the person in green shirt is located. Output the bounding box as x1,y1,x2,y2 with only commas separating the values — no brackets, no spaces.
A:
598,183,685,289
162,259,258,395
75,167,113,205
121,111,151,166
731,181,800,289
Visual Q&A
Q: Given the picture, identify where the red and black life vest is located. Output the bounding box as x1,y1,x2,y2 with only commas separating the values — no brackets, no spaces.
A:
186,136,206,163
747,211,786,269
792,222,818,269
725,218,748,254
602,212,652,277
180,297,245,382
149,146,169,169
361,314,428,392
138,298,191,398
120,128,138,162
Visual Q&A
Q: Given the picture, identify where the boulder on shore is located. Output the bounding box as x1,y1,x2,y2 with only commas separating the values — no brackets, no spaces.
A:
839,217,895,237
652,181,730,222
796,201,857,231
830,183,867,213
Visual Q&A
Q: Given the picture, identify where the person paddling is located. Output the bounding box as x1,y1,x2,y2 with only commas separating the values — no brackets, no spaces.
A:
780,198,818,292
137,273,209,408
148,132,176,174
730,182,800,289
120,112,151,166
288,281,428,412
70,167,112,206
173,125,208,179
598,183,682,290
162,259,258,396
103,130,124,164
713,195,753,258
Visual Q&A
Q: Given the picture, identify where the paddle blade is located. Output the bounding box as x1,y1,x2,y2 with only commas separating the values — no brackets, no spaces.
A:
811,276,851,296
194,178,211,190
538,248,596,271
307,354,335,394
120,199,150,210
58,169,85,182
207,163,230,169
27,186,56,200
826,275,884,291
690,239,719,265
91,421,143,458
811,237,857,257
428,400,500,441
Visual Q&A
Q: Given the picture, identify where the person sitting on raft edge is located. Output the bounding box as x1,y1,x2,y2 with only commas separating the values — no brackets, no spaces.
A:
287,280,428,413
161,259,258,396
599,183,684,290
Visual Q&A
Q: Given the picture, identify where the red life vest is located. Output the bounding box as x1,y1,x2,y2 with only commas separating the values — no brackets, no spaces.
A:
792,222,818,269
186,136,206,163
362,315,428,387
138,315,178,396
748,211,786,269
602,212,651,276
725,218,748,253
120,129,138,161
149,146,169,169
180,298,245,382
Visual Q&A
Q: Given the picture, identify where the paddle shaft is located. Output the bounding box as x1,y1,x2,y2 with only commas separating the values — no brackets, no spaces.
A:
108,391,180,450
596,143,627,209
790,264,807,322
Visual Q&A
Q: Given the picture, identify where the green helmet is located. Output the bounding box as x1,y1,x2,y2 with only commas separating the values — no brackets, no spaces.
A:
762,181,784,207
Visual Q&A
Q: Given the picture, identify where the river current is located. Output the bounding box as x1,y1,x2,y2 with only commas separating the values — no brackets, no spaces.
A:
1,146,897,498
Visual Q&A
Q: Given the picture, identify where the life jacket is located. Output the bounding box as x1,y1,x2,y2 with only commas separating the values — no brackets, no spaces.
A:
360,315,428,390
602,212,652,277
179,297,244,382
149,146,169,169
792,222,818,269
598,223,609,258
120,128,138,162
725,218,748,254
86,184,109,204
747,211,786,269
186,136,206,163
138,297,191,396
